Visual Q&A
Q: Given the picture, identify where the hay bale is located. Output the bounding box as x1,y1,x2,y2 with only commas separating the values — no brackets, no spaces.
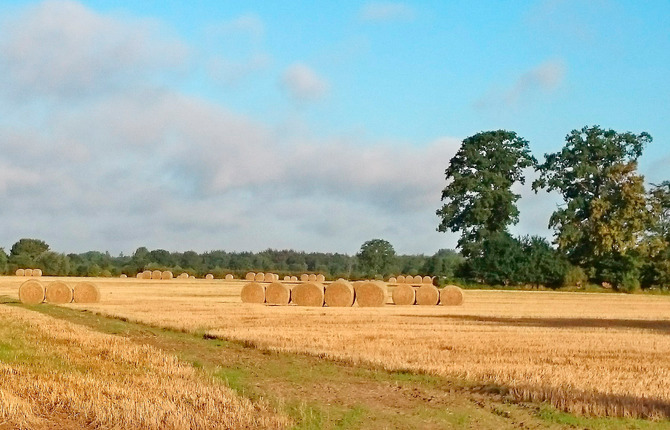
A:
225,274,234,280
240,282,265,304
141,270,150,279
189,275,196,279
45,281,73,304
205,274,214,280
440,285,464,306
18,280,44,304
73,282,101,303
255,272,265,282
308,274,317,282
264,272,275,282
15,268,25,277
24,269,33,277
161,271,173,280
324,280,355,307
396,275,406,283
416,284,440,306
283,275,291,281
290,276,298,281
245,272,256,281
136,273,142,279
392,284,416,305
413,275,423,284
354,281,387,307
33,269,42,277
150,270,161,280
422,276,433,284
388,276,397,283
316,274,326,282
291,282,325,307
120,274,127,278
300,274,309,282
265,281,291,305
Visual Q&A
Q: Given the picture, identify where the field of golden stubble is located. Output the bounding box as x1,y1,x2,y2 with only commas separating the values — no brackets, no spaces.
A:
2,276,670,419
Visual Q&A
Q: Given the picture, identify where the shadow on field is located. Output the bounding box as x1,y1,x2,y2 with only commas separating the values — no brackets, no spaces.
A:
409,314,670,334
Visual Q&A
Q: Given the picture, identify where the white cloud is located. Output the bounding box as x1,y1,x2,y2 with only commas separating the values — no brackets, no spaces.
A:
207,53,271,86
474,59,566,110
359,2,415,22
280,63,329,102
213,13,265,40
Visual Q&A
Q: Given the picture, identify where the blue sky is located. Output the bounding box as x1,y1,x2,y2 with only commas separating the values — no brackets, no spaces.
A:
0,0,668,255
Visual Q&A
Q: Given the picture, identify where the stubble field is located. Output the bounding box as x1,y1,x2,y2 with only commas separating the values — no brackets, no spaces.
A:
2,275,670,424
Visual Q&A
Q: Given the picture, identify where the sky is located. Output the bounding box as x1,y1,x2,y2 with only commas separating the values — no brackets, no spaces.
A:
0,0,668,256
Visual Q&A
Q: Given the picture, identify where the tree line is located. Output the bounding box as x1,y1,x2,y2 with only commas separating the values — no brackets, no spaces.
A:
436,125,670,292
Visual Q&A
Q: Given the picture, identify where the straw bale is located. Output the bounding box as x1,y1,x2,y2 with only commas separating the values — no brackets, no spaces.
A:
136,273,142,279
205,274,214,280
440,285,464,306
24,269,33,277
15,268,25,277
33,269,42,277
324,280,355,307
73,282,101,303
240,282,265,304
225,274,234,280
265,281,291,306
396,275,406,283
255,272,265,282
413,275,423,284
161,271,173,280
308,274,317,282
189,275,195,279
415,284,440,306
264,272,275,282
291,282,325,307
141,270,151,279
422,276,433,284
290,276,298,282
392,284,416,306
354,281,387,307
120,274,127,278
300,274,309,282
284,275,291,281
149,270,160,280
18,280,44,304
388,277,397,283
45,281,73,304
245,272,256,281
316,274,325,283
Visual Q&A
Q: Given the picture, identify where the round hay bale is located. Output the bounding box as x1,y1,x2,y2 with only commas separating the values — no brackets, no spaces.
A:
308,274,317,282
440,285,464,306
73,282,101,303
161,271,173,280
240,282,265,304
15,268,25,277
316,274,326,283
24,269,33,277
290,276,298,281
136,273,142,279
245,272,256,281
45,281,73,304
300,274,309,282
264,272,275,282
189,275,196,279
422,276,433,284
33,269,42,277
18,280,44,304
388,276,397,283
283,275,291,281
225,274,234,280
205,274,214,280
149,270,160,280
291,282,325,307
255,272,265,282
392,284,416,305
324,280,355,307
354,281,387,307
396,275,406,283
265,281,291,305
413,275,423,284
142,270,152,279
416,284,440,306
120,274,127,278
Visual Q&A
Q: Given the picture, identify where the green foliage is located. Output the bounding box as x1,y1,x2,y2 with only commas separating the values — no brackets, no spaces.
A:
9,238,49,259
35,251,71,276
519,236,568,288
437,130,536,255
563,266,588,288
460,232,524,285
0,248,7,275
421,249,464,284
356,239,397,278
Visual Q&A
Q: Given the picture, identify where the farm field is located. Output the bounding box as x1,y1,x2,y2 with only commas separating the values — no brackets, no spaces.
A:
2,276,670,429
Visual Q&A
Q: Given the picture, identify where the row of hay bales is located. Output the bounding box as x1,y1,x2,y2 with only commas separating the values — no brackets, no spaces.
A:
131,271,237,280
388,275,434,284
241,280,464,307
15,268,43,277
18,279,100,305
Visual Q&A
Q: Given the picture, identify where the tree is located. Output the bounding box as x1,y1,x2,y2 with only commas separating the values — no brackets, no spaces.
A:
422,249,464,283
35,251,71,276
437,130,536,255
10,238,49,260
0,248,7,275
518,236,568,288
533,126,653,288
356,239,397,278
460,232,524,285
